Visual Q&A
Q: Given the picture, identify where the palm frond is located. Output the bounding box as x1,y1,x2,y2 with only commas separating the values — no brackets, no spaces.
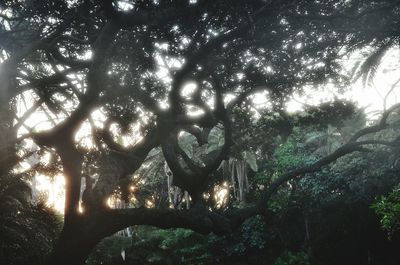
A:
353,41,393,86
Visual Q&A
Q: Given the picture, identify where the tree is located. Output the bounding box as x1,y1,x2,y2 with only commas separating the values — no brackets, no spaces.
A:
373,186,400,238
1,0,400,264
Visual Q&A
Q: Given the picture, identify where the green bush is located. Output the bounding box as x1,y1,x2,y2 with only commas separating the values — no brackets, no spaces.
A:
273,251,311,265
372,185,400,237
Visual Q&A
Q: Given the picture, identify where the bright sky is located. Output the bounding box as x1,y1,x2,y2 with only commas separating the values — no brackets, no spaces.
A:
254,47,400,119
34,175,66,213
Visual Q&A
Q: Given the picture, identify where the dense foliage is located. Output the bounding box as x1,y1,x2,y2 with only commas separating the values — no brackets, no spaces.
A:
373,186,400,238
0,173,61,265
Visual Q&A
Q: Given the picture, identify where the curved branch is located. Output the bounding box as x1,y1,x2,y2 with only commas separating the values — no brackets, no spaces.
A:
33,21,120,147
56,141,83,225
48,47,92,68
102,206,232,236
162,135,197,191
92,128,162,206
350,102,400,142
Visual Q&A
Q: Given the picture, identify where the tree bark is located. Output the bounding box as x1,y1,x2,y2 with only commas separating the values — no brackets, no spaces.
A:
0,67,18,176
45,217,104,265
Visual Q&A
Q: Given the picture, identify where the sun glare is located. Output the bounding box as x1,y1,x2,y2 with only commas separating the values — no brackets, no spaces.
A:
34,175,65,213
214,181,229,208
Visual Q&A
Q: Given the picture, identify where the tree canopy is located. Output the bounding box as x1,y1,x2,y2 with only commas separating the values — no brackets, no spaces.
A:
1,0,400,264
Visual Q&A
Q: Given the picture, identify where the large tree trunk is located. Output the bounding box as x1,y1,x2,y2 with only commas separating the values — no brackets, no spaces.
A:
0,69,18,176
0,104,17,175
45,216,105,265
